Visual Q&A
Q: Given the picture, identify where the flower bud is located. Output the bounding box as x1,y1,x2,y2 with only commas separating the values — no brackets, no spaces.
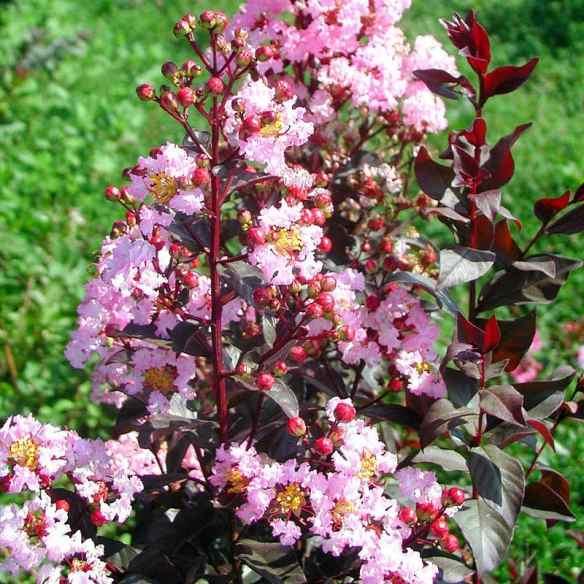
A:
256,372,275,391
242,114,261,135
181,271,199,289
161,61,178,80
255,45,274,62
365,294,380,311
160,91,179,112
445,487,466,506
192,167,210,187
311,208,326,226
55,499,70,513
334,402,356,422
289,345,307,364
207,76,224,94
273,361,288,376
318,236,332,253
174,13,196,37
104,185,121,201
368,217,385,231
287,416,307,437
182,59,201,77
313,436,334,456
247,227,265,246
200,10,228,32
177,86,195,107
398,506,416,524
236,48,253,68
316,292,335,312
306,302,324,319
136,83,155,101
430,517,449,537
441,533,460,553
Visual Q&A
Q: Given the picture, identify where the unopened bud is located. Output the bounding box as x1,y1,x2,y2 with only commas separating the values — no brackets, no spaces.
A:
136,83,155,101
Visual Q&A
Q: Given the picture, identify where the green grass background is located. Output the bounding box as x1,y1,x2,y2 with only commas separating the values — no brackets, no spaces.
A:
0,0,582,580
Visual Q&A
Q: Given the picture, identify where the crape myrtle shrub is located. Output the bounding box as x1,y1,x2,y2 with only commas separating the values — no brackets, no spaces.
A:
1,2,583,583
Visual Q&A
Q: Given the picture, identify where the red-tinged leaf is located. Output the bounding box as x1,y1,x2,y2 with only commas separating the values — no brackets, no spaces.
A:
526,419,555,450
523,481,575,522
414,68,463,100
482,58,539,103
471,190,501,222
521,566,538,584
414,147,455,200
534,191,571,224
468,13,491,72
479,387,525,425
472,215,495,251
546,203,584,235
419,399,477,447
493,220,522,264
466,117,487,146
491,312,536,371
482,316,501,353
457,313,485,350
540,469,570,506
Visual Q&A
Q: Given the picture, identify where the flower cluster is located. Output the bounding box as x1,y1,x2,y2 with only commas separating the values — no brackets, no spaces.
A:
0,416,159,582
211,398,459,583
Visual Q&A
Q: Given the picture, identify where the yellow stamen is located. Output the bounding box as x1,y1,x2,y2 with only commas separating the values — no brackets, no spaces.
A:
414,361,433,375
149,172,178,204
275,483,305,515
8,438,39,470
259,113,284,137
143,366,177,394
270,228,303,255
331,498,354,528
226,469,249,495
359,451,378,480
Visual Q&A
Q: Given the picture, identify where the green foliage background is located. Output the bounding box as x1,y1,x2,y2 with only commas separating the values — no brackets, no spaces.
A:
0,0,582,579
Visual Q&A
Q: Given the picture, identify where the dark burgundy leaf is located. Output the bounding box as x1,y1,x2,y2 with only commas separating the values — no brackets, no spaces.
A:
170,322,211,357
482,316,501,353
493,220,522,264
443,12,491,74
443,367,479,407
236,539,307,583
547,203,584,235
414,147,455,200
361,403,421,429
574,182,584,203
453,499,512,575
414,68,463,100
513,256,557,278
420,399,477,447
534,191,571,224
526,419,555,450
412,446,468,472
523,481,575,522
471,190,501,222
457,314,485,351
482,58,539,102
437,246,495,289
540,469,570,506
468,449,503,505
479,124,532,192
514,366,576,418
222,260,265,305
491,312,536,371
477,255,582,312
479,386,525,425
543,576,570,584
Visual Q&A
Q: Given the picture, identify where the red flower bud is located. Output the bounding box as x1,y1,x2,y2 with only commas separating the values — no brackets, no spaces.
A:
398,506,416,524
207,76,224,94
192,167,210,187
242,115,262,135
446,487,466,506
177,86,195,107
273,360,288,376
318,236,332,253
365,295,380,311
430,517,449,537
313,436,334,456
136,83,155,101
55,499,70,513
247,227,266,246
368,217,385,231
306,302,324,319
256,372,274,391
289,345,307,364
316,292,335,312
255,45,274,62
441,533,460,553
334,402,356,422
287,416,307,437
181,271,199,289
104,185,121,200
311,208,326,226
